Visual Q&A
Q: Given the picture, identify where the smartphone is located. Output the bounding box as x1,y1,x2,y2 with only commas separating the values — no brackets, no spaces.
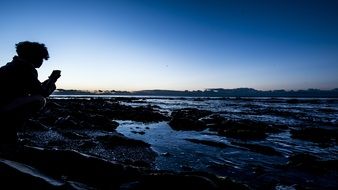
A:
49,70,61,83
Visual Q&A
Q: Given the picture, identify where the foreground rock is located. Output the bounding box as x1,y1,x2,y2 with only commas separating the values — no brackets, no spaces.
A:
0,145,249,190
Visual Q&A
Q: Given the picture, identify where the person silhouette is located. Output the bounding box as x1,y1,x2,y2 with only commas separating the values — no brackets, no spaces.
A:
0,41,61,145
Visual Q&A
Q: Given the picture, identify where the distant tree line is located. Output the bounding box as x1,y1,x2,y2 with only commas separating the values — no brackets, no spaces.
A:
53,88,338,98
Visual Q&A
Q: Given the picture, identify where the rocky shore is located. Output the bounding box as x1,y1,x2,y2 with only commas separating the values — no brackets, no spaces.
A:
1,97,337,189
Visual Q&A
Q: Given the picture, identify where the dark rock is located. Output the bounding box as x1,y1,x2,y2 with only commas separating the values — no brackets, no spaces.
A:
169,108,213,131
180,165,193,171
2,146,142,190
286,153,338,174
123,160,152,168
0,159,79,190
216,120,279,140
88,114,119,131
290,127,337,144
201,114,227,128
1,146,245,190
61,131,89,140
286,99,299,104
287,153,319,166
318,108,337,113
43,99,168,126
79,140,97,149
78,140,97,149
54,115,78,129
24,119,49,131
106,104,169,123
47,140,66,147
121,172,218,190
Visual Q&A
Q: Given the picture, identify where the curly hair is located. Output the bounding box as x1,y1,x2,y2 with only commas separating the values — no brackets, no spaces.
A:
16,41,49,60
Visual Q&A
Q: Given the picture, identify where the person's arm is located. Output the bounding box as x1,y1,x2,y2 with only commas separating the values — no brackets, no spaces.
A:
29,69,51,97
41,70,61,96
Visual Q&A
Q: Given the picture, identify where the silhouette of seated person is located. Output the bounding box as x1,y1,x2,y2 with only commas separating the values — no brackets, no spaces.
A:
0,41,60,145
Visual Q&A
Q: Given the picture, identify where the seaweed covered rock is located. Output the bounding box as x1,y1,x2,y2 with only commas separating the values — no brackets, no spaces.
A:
217,120,273,140
290,127,338,145
169,108,213,131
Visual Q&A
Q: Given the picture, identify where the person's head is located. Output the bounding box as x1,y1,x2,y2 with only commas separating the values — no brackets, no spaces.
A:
16,41,49,68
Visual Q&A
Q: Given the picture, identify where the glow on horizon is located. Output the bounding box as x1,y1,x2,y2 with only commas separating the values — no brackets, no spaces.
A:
1,0,338,91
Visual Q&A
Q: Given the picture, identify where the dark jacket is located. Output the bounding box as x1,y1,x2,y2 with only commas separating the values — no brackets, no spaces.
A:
0,56,49,106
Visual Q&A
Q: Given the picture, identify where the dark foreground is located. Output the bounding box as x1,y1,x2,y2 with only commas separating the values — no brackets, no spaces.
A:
0,97,337,190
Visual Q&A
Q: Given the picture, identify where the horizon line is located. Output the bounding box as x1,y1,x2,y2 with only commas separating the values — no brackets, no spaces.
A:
55,87,338,92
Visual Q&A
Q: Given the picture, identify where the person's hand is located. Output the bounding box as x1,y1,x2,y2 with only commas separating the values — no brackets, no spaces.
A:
42,79,56,95
49,70,61,83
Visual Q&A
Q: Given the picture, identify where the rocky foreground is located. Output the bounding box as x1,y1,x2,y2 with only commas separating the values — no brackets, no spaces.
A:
0,97,337,189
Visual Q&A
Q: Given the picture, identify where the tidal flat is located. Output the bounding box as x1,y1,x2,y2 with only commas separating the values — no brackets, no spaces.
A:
1,96,337,189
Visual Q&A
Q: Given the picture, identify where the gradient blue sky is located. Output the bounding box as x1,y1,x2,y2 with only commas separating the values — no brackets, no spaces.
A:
1,0,337,91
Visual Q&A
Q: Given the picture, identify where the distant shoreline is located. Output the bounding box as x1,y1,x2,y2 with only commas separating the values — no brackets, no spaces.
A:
53,88,338,98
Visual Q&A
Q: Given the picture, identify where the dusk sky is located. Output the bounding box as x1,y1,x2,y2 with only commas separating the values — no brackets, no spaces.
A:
1,0,337,91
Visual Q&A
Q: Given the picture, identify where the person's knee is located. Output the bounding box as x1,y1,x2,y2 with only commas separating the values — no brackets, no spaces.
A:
31,95,46,110
0,95,46,117
22,95,46,113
